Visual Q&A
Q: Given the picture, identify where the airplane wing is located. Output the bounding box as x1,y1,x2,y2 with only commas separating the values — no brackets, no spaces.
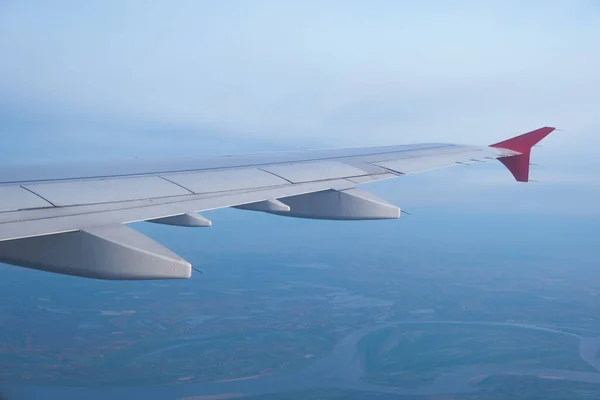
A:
0,127,555,280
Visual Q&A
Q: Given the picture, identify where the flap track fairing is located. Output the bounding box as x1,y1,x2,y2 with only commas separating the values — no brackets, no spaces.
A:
265,188,400,220
0,225,191,280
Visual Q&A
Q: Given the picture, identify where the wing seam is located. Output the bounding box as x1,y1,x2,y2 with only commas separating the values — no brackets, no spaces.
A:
257,168,295,184
157,175,195,195
368,163,405,176
19,185,56,207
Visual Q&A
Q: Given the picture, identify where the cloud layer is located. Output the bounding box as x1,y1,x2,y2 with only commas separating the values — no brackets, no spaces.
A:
1,1,598,216
1,0,599,148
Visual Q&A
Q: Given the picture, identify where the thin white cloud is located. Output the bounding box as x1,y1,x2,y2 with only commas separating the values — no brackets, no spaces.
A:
1,0,599,148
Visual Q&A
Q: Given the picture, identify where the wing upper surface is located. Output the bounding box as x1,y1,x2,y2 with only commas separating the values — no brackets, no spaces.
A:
0,143,512,226
0,143,449,183
0,127,554,279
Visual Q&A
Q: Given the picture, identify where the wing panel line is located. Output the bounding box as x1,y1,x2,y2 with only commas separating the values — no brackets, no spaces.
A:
257,168,294,184
19,185,57,207
157,175,195,195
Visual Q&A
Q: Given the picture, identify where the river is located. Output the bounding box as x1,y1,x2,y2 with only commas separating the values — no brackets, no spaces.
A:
11,320,600,399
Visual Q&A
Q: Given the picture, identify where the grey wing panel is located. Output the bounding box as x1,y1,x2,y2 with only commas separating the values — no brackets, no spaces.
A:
24,176,191,206
163,168,288,193
274,188,400,220
0,143,451,183
374,147,500,174
346,173,398,184
0,143,513,236
0,185,53,211
0,179,354,242
0,146,457,211
261,161,369,183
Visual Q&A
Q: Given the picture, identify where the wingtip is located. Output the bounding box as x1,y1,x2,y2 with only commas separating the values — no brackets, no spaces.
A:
490,126,556,154
491,126,557,183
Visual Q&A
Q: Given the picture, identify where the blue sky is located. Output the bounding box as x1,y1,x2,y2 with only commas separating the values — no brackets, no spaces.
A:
1,0,599,215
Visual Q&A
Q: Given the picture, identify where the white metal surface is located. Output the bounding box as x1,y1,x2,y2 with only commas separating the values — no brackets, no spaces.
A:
262,161,368,183
0,185,53,211
346,173,398,184
149,212,212,227
0,144,510,242
163,168,288,194
0,225,191,279
275,187,400,220
234,199,291,212
24,176,191,206
374,148,500,174
0,144,450,183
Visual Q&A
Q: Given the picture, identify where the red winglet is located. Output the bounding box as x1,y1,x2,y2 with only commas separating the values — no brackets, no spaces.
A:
490,126,556,182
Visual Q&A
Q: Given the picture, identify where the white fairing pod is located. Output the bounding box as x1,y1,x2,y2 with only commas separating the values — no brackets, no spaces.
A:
234,199,291,212
0,225,191,280
271,188,400,220
149,212,212,227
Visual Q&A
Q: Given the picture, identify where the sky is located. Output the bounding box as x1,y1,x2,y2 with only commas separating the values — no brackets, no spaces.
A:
0,0,599,215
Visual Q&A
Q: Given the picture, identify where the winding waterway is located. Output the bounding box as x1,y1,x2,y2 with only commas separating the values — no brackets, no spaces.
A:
13,321,600,399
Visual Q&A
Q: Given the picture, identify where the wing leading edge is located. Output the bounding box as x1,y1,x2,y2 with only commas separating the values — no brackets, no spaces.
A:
0,127,556,280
